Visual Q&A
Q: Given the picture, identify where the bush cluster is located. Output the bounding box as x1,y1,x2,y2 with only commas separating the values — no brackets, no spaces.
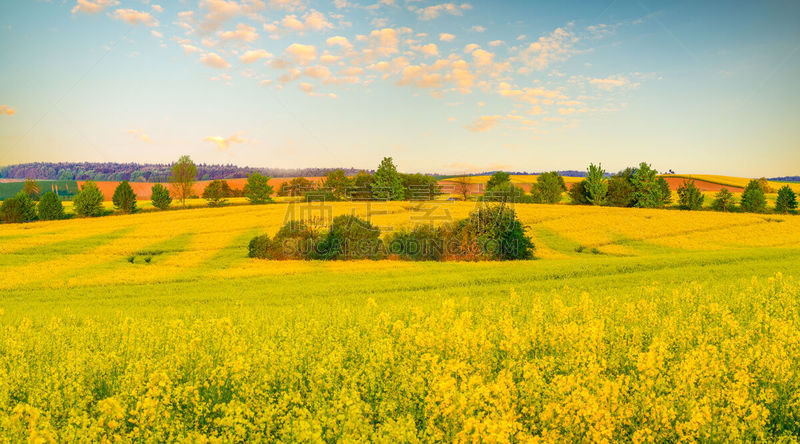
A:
249,204,534,261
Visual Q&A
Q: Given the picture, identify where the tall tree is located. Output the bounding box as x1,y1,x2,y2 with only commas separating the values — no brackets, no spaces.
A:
169,155,197,208
585,163,607,205
73,181,105,217
243,172,274,204
631,162,663,208
372,157,405,200
150,184,172,210
112,180,137,213
775,185,797,214
740,179,767,213
657,177,672,206
677,179,704,210
568,180,590,205
22,178,41,200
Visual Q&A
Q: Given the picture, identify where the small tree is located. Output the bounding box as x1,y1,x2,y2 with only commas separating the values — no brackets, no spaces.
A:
453,175,471,201
657,177,672,206
711,188,736,212
112,180,137,213
0,196,27,223
585,163,607,205
775,185,797,214
740,179,767,213
37,191,65,220
631,162,663,208
278,177,315,197
486,171,512,191
568,180,590,205
243,172,274,204
677,179,704,210
73,181,105,217
372,157,405,200
22,178,41,200
322,169,351,200
532,171,567,204
12,191,37,221
203,180,232,207
169,155,197,208
150,184,172,210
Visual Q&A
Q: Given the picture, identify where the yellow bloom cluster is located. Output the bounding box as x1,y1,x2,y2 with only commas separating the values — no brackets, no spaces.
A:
0,276,798,441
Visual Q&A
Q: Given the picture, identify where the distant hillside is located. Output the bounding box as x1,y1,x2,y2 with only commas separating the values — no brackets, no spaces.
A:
769,176,800,182
0,162,367,182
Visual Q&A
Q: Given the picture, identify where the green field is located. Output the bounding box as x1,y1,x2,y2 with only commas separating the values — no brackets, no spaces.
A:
2,202,800,441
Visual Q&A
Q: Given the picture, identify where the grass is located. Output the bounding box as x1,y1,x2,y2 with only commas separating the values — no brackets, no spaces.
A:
1,202,800,441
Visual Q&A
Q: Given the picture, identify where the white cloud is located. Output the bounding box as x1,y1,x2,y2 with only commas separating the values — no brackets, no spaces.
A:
326,36,352,50
218,23,259,42
204,133,249,150
417,3,471,20
413,43,439,57
240,49,273,63
471,25,485,32
71,0,119,14
465,115,501,132
519,25,578,70
439,33,455,42
285,43,317,64
200,52,232,68
589,75,631,91
125,128,152,143
112,8,159,27
0,105,16,116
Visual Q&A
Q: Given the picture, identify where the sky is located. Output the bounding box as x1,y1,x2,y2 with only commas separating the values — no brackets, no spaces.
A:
0,0,799,176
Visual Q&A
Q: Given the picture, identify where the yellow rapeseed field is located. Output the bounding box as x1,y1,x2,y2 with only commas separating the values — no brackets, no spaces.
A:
2,201,800,441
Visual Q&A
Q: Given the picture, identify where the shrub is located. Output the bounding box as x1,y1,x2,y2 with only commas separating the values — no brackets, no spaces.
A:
0,197,26,223
13,191,37,221
37,191,65,220
757,177,774,194
585,163,608,205
711,188,736,212
740,180,767,213
385,224,447,261
532,171,567,204
677,179,704,210
482,183,530,203
568,180,590,205
448,203,534,261
112,180,137,213
150,184,172,210
313,215,383,260
203,180,233,207
244,172,273,204
73,181,105,217
273,221,318,259
606,173,636,207
248,234,274,259
775,185,797,214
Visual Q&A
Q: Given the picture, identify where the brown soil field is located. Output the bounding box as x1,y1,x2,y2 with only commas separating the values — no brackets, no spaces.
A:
661,177,743,192
78,177,323,201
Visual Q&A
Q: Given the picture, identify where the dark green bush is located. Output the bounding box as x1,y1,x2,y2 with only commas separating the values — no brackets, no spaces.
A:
677,179,704,210
312,215,383,260
568,180,590,205
112,180,137,213
448,203,534,261
775,185,797,214
1,196,27,223
740,180,767,213
150,184,172,210
73,181,105,217
385,224,447,261
37,191,65,220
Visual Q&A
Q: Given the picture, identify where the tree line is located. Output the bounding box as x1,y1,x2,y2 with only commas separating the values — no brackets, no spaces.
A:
0,162,366,182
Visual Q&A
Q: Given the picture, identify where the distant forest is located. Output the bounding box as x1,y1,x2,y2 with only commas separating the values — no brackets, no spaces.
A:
0,162,368,182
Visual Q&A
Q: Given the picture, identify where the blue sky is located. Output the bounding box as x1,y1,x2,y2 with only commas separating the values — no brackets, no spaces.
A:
1,0,798,175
